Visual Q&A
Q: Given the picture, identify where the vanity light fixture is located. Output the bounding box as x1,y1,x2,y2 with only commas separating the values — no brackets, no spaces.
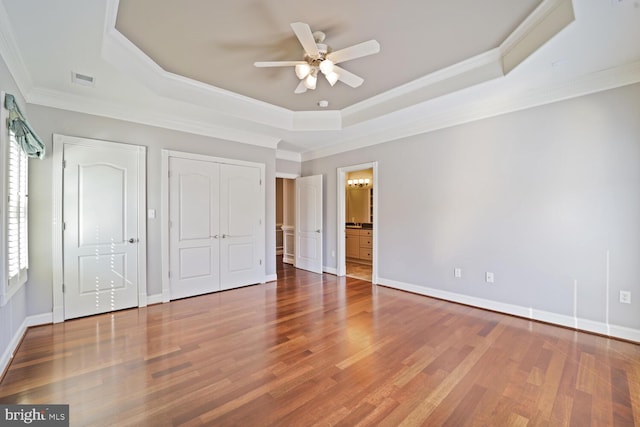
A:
347,178,370,188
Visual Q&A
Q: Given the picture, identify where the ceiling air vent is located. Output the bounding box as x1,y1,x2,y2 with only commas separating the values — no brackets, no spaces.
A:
71,71,95,87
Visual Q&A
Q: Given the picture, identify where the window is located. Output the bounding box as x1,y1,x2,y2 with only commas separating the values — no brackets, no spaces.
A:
1,92,43,306
7,128,28,288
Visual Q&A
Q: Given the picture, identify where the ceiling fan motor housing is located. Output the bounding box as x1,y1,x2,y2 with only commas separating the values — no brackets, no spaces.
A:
305,43,330,65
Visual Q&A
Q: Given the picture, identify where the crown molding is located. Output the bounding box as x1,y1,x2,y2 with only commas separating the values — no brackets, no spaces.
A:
292,110,342,131
341,49,505,128
26,87,280,149
341,0,575,129
102,0,295,131
0,0,33,97
276,150,302,162
500,0,575,74
302,60,640,161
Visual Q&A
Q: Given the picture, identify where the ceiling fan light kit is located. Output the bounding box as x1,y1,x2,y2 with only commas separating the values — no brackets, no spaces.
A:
254,22,380,94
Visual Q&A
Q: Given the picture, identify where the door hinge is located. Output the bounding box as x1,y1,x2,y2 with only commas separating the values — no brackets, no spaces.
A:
259,218,262,225
168,271,171,279
259,178,262,186
259,259,262,265
168,171,171,178
63,222,66,231
62,160,66,168
169,220,172,228
62,283,65,293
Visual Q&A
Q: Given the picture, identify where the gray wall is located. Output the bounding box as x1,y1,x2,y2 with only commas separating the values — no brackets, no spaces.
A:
0,54,28,357
276,158,301,176
303,83,640,331
26,105,277,316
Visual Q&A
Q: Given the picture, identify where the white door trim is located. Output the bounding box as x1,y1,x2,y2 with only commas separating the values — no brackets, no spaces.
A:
275,172,299,179
52,134,147,323
161,149,266,303
336,162,378,284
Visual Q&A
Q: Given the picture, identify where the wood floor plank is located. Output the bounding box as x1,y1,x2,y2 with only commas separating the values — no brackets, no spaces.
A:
1,259,639,426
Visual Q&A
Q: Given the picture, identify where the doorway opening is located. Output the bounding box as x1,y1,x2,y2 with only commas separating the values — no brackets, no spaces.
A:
337,162,378,284
276,177,296,267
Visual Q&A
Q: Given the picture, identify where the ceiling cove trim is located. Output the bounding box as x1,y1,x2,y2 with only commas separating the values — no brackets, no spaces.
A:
102,0,294,131
276,150,302,162
27,87,280,149
0,0,34,97
103,0,574,133
341,49,505,128
500,0,575,74
341,0,575,128
302,60,640,161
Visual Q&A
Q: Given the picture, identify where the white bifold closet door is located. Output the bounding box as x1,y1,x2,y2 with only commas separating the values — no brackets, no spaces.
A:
169,158,262,300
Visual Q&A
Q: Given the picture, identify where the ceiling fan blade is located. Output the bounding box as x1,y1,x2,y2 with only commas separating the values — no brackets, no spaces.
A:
290,22,320,57
294,81,308,94
254,61,306,67
326,40,380,64
333,66,364,88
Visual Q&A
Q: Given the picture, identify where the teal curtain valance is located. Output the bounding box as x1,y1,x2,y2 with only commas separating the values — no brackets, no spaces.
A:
4,93,45,159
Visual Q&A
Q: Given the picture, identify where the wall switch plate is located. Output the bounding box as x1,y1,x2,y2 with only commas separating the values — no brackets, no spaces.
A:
454,268,462,278
485,272,494,283
620,290,631,304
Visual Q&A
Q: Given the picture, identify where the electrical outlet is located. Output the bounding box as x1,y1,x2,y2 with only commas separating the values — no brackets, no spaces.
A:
485,272,494,283
454,268,462,278
620,290,631,304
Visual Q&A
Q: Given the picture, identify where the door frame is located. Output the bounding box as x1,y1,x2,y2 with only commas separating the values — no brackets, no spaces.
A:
336,162,378,284
52,134,147,323
161,150,266,303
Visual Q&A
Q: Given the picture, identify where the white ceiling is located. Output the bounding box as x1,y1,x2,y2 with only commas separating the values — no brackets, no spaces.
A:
0,0,639,160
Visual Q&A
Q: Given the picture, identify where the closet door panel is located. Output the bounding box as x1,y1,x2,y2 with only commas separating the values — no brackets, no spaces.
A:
219,164,262,289
169,158,220,300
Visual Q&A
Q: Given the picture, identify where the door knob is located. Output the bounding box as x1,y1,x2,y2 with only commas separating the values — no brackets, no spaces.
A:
128,238,138,243
316,229,321,233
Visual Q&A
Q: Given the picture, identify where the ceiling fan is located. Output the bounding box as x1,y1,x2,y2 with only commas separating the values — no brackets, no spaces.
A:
254,22,380,94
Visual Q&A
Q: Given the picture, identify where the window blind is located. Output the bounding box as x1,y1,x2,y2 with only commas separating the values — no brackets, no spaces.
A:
7,129,28,286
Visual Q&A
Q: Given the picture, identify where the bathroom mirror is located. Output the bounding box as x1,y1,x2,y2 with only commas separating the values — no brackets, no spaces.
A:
346,187,370,224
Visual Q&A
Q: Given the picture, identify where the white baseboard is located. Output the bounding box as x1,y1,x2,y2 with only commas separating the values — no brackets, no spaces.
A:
377,277,640,343
264,274,278,283
1,312,53,378
146,294,163,305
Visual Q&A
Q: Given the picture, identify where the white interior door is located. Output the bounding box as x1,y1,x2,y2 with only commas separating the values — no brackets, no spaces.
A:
295,175,323,273
63,141,142,320
169,158,220,300
219,164,263,289
168,158,264,299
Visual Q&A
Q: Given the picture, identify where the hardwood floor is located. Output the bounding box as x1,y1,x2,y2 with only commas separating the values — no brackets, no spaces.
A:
346,260,372,281
1,261,639,426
